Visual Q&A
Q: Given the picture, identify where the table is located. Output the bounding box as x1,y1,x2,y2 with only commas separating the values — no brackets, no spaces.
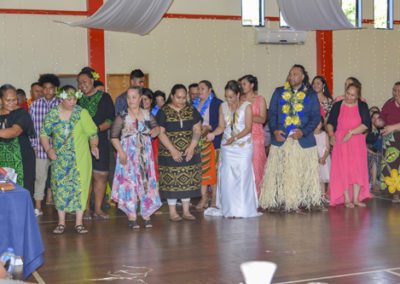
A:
0,184,44,279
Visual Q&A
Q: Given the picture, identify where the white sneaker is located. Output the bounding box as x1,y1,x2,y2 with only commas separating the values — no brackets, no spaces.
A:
34,209,43,216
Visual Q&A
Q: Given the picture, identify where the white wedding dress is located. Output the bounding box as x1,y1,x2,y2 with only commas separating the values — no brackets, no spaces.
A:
205,101,259,218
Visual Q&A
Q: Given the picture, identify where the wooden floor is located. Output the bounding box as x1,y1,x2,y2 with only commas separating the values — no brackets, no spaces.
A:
28,196,400,284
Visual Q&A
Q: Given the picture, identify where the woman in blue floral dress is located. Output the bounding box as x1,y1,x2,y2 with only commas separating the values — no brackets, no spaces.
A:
111,87,161,229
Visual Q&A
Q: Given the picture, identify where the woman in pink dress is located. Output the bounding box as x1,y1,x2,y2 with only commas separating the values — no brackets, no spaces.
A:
239,75,267,196
327,83,371,207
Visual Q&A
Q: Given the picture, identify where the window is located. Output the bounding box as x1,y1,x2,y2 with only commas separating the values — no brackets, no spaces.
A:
374,0,393,29
341,0,362,28
279,11,290,29
241,0,264,27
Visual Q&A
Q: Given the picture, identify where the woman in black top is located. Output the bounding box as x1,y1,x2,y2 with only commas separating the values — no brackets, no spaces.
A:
78,67,115,219
0,84,35,194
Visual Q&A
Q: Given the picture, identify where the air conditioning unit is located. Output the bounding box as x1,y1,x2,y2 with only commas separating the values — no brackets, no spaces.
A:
256,28,306,45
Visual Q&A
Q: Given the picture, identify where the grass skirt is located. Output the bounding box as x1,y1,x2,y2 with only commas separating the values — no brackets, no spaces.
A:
259,138,322,211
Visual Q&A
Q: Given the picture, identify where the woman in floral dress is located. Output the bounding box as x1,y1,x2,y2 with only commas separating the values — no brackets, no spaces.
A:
111,87,161,229
41,86,99,234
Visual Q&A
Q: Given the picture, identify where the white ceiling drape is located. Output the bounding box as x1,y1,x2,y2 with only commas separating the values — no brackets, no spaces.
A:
61,0,173,35
278,0,354,30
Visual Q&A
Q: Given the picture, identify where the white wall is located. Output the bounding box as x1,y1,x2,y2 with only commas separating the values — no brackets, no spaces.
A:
105,20,316,102
0,14,88,93
333,25,400,107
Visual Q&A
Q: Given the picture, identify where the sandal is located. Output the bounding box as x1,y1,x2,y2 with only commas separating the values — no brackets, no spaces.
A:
183,214,196,221
128,220,140,229
354,202,366,207
75,225,88,234
169,215,182,222
53,224,65,234
93,212,110,220
83,211,93,220
345,202,355,208
144,220,152,228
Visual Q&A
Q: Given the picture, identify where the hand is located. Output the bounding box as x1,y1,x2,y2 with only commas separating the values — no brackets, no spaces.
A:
329,135,336,146
170,148,183,162
318,158,326,165
342,131,353,142
381,125,395,136
0,261,7,280
224,136,235,146
47,148,57,161
184,146,195,162
118,150,128,165
150,127,159,138
273,130,286,142
91,146,99,160
291,129,303,140
201,125,211,135
206,133,215,142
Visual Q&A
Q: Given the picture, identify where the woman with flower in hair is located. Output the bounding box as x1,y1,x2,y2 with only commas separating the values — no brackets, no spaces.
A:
77,67,115,220
40,85,99,234
259,65,322,212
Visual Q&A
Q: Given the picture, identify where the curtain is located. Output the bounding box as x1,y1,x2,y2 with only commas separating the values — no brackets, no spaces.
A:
278,0,354,30
61,0,173,35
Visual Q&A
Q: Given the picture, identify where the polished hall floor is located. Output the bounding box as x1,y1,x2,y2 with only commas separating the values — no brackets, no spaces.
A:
30,197,400,284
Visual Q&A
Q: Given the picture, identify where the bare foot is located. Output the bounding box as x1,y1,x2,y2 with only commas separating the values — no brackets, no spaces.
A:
345,202,354,208
354,202,366,207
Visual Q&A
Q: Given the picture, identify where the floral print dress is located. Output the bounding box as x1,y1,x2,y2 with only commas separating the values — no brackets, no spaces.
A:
40,106,98,212
111,110,161,218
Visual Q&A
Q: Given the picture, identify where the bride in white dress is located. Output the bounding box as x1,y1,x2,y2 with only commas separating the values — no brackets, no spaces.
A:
205,80,259,218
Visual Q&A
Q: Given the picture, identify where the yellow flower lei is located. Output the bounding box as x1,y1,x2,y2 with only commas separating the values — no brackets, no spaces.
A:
282,82,306,128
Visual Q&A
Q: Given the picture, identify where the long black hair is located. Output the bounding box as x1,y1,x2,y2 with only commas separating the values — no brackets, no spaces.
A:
238,74,258,91
312,76,331,98
166,84,187,104
199,80,217,97
291,64,310,89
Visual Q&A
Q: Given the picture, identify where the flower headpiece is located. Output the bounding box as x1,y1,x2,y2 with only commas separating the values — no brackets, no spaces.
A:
56,88,84,100
91,71,100,81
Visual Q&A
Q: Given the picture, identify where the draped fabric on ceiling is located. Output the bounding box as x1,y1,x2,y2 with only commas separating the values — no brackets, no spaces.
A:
278,0,354,30
61,0,173,35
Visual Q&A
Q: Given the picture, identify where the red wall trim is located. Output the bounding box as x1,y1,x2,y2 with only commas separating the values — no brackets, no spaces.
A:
0,8,88,16
87,0,105,83
164,13,279,22
363,19,400,24
316,31,333,96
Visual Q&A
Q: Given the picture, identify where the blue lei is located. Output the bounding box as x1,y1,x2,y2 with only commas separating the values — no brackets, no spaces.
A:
151,105,160,117
193,92,214,117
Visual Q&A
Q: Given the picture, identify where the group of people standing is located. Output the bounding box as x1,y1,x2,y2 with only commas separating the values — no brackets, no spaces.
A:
1,64,400,234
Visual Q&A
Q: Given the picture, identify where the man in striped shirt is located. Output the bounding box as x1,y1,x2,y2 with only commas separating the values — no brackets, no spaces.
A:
30,74,60,216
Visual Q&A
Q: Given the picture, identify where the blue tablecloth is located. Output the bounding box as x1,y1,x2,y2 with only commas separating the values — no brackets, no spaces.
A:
0,184,44,279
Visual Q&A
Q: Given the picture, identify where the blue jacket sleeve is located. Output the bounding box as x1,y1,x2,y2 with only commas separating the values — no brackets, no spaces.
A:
268,89,280,134
301,93,320,137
